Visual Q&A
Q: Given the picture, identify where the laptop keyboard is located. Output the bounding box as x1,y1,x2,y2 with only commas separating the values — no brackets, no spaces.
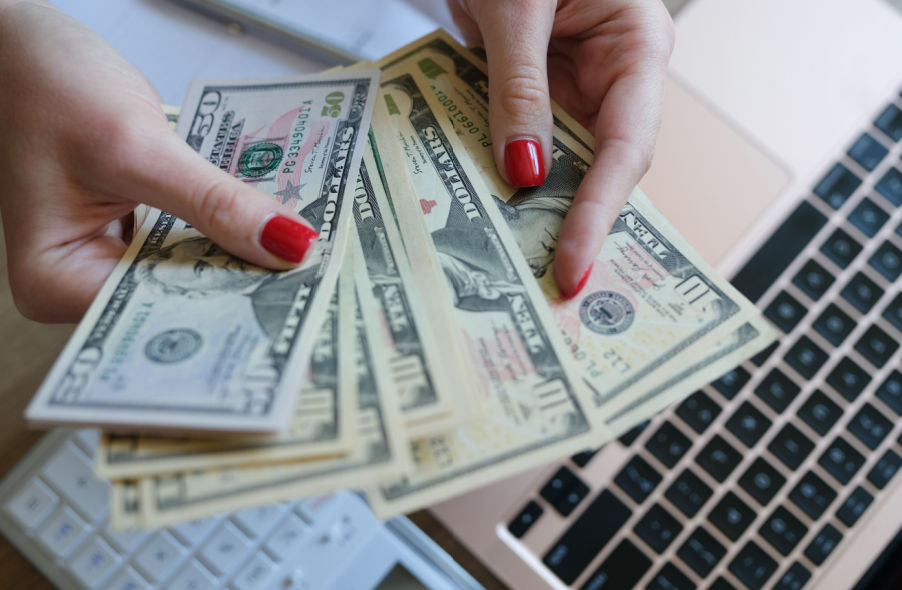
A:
508,85,902,589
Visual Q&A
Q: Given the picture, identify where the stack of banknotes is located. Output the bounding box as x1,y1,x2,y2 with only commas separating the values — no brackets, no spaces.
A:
24,31,775,528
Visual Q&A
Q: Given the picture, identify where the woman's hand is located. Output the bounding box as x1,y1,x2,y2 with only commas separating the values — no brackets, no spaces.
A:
0,2,316,322
448,0,674,298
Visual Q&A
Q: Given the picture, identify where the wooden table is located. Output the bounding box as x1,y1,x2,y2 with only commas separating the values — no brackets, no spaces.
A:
0,229,506,589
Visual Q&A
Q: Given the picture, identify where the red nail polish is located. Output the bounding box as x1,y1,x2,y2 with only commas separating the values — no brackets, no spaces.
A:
260,215,318,263
561,264,593,301
504,138,545,187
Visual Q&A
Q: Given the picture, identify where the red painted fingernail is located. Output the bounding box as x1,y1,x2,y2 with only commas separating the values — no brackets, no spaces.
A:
260,215,318,263
504,138,545,187
561,264,593,301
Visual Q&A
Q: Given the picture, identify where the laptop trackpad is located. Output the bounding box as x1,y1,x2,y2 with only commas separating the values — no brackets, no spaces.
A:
640,75,791,268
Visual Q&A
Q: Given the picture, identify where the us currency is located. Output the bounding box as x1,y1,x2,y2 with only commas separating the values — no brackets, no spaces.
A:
132,244,410,527
26,71,379,433
95,288,356,479
353,139,474,432
366,69,608,517
379,32,771,414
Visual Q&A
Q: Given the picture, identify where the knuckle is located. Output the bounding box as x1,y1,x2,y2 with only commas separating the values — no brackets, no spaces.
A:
599,137,653,176
191,178,246,236
497,64,549,120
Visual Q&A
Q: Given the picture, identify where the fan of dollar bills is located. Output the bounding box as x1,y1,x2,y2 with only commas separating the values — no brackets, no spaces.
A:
23,31,774,528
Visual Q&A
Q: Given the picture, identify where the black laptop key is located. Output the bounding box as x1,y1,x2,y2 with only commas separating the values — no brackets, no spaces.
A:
797,390,842,435
578,539,651,590
708,491,756,541
885,293,902,333
848,133,888,171
867,449,902,489
645,422,691,469
793,259,835,302
819,437,865,484
836,486,873,527
813,303,855,347
804,524,842,566
540,466,590,517
750,340,779,367
739,457,786,506
848,403,892,449
711,366,751,400
614,455,662,504
542,489,632,584
634,503,682,554
765,291,807,333
665,469,712,518
875,166,902,206
618,420,649,447
848,197,889,237
571,448,599,468
826,357,871,401
710,578,737,590
775,562,812,590
677,527,726,578
855,325,899,368
814,163,861,209
875,103,902,141
676,391,721,434
760,506,807,556
821,228,862,269
646,563,695,590
841,271,883,313
508,500,543,538
726,402,772,448
755,368,801,413
789,471,837,520
729,541,778,590
876,370,902,415
784,336,828,380
696,435,742,482
768,423,815,470
870,241,902,281
731,201,827,302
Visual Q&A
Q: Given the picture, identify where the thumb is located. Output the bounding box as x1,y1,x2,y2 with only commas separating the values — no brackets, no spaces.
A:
474,0,555,187
110,129,318,269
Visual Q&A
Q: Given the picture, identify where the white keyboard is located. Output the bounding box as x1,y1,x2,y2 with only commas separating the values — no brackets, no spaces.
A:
0,429,483,590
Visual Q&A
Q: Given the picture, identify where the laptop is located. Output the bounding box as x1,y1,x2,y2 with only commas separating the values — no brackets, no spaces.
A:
430,0,902,588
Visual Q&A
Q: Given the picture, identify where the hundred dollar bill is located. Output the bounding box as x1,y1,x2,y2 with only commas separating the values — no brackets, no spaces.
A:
379,33,770,412
136,244,410,526
26,71,379,433
95,289,356,479
353,139,473,431
366,69,608,517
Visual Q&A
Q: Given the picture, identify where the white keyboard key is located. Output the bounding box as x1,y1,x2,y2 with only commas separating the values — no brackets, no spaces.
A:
106,566,152,590
199,522,251,577
74,429,102,455
167,559,219,590
40,442,111,522
69,537,120,588
132,531,186,583
5,478,58,531
104,526,151,554
263,515,309,562
37,505,89,559
231,503,287,539
230,553,277,590
295,494,335,522
170,515,222,547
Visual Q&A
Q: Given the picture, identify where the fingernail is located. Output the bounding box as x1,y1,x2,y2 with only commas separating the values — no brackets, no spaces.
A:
260,215,318,263
504,138,545,187
561,264,593,301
